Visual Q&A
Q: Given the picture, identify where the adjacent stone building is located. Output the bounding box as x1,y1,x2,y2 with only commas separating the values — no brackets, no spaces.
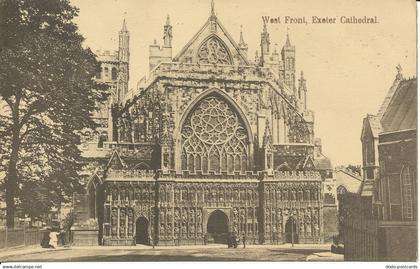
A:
342,66,417,261
77,2,336,246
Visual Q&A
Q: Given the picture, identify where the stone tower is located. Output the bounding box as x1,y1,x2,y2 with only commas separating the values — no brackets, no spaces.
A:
281,33,295,91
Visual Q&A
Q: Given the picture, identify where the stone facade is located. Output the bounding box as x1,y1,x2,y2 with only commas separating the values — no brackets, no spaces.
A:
79,3,335,246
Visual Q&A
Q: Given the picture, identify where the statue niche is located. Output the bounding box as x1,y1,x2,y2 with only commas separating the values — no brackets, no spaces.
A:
181,94,249,173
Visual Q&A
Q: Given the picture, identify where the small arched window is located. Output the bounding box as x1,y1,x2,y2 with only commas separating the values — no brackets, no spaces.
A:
98,132,108,148
401,165,414,221
112,67,118,80
104,67,109,77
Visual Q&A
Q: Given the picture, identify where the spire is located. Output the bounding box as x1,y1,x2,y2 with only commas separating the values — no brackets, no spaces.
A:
254,50,259,64
163,14,172,47
118,17,129,63
238,25,247,47
298,70,307,111
285,32,291,47
210,0,215,17
263,119,272,148
260,21,270,55
121,18,128,32
299,70,306,88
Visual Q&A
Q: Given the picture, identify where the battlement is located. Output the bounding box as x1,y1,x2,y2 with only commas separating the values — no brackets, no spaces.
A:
95,49,119,62
149,43,172,70
139,62,293,96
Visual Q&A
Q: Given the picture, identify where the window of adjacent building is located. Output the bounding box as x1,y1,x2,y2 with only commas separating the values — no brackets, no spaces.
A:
401,165,414,221
104,67,109,77
389,175,402,221
112,67,118,80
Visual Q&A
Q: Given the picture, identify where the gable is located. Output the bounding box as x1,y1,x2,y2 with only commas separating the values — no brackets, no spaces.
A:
106,150,126,170
303,155,316,170
173,16,249,65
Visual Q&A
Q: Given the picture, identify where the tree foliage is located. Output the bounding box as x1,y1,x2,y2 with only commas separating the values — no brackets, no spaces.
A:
0,0,108,227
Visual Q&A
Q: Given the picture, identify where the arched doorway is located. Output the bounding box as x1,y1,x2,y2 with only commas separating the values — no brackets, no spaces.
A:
207,210,229,244
135,217,149,245
285,217,299,244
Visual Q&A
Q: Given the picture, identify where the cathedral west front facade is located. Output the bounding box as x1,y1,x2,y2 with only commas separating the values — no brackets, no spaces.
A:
80,2,337,246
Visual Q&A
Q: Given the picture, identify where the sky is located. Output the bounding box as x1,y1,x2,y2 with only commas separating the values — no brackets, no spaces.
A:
70,0,417,167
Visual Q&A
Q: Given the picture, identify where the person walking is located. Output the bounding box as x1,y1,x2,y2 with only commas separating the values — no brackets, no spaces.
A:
242,234,246,248
49,229,59,248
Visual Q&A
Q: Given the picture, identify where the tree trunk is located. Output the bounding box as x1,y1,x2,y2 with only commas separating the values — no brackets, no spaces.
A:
6,136,19,228
6,99,21,229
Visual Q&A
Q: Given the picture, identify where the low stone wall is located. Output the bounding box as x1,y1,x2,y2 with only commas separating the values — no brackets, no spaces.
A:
71,230,99,246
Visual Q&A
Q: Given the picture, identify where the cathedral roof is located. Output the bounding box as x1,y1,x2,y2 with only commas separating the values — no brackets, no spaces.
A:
380,78,417,133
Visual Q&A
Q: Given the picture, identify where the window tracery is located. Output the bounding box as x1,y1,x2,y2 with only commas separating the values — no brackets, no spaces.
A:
197,37,232,65
181,95,248,173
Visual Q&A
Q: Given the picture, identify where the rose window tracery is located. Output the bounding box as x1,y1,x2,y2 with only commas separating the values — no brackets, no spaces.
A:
181,95,248,173
197,37,232,65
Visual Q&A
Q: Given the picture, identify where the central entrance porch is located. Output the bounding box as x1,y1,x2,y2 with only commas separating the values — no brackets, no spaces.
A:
206,209,229,244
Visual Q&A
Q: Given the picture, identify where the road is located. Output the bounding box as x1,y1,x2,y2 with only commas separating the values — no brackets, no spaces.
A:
1,244,342,262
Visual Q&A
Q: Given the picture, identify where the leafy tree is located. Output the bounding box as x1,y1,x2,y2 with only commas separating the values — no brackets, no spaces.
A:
0,0,108,227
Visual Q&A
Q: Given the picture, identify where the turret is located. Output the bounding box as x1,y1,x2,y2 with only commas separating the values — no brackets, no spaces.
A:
118,19,130,63
238,25,248,59
163,15,172,47
260,22,270,58
281,32,295,90
298,70,307,111
149,16,173,71
117,18,130,103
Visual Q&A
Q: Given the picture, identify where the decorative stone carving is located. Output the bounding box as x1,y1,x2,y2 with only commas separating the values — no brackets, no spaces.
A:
181,94,248,173
197,37,232,65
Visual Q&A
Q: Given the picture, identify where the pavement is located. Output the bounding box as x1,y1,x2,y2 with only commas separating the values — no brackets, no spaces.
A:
0,243,344,262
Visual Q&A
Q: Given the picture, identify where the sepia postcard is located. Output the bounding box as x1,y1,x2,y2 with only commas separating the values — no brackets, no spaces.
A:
0,0,417,268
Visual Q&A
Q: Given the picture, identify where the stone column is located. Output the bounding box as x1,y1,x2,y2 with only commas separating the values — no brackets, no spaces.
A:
117,207,120,239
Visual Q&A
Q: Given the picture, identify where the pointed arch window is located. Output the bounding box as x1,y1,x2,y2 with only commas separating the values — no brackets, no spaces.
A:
197,36,232,65
112,67,118,80
181,94,248,173
401,165,415,221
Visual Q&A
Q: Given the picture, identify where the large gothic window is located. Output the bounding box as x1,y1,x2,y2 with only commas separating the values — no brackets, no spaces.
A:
181,94,248,173
197,37,232,65
401,165,415,221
